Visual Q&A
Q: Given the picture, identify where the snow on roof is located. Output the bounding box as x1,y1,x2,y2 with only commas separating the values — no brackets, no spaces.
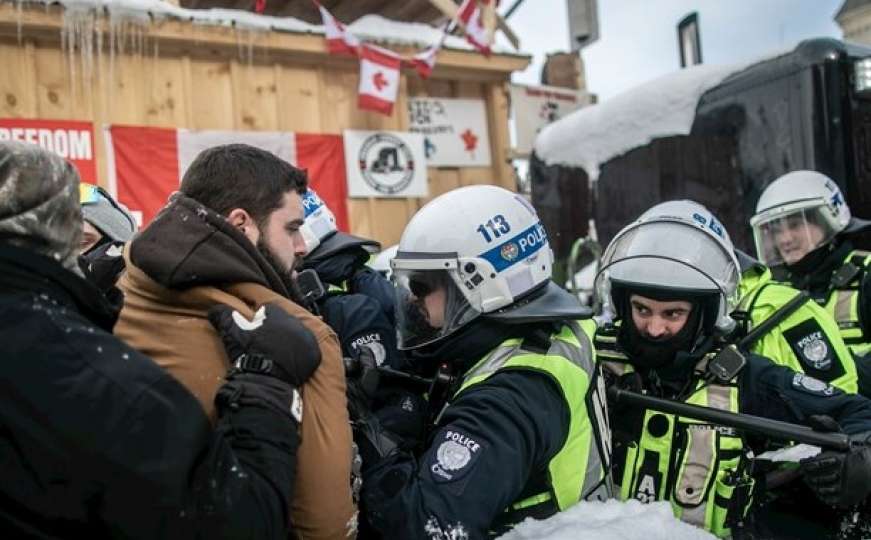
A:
498,500,715,540
348,14,515,54
534,61,754,181
31,0,521,55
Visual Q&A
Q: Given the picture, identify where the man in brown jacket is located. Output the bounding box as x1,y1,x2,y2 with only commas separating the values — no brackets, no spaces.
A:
114,144,357,539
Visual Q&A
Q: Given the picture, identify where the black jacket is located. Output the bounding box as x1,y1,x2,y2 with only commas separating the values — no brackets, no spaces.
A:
0,244,299,539
308,248,404,369
362,370,568,540
361,321,574,540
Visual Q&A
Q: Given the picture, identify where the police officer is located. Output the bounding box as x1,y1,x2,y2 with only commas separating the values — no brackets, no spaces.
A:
751,171,871,393
734,246,858,393
590,200,871,538
298,189,401,370
358,185,612,539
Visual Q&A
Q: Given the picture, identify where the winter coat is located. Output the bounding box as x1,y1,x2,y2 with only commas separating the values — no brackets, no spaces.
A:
308,248,404,370
114,194,356,540
0,243,299,539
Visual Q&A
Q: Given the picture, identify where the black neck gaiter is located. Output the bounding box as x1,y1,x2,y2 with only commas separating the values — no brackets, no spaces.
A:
617,301,702,371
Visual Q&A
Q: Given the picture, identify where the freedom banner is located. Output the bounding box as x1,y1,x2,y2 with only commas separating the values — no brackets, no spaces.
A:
0,118,97,183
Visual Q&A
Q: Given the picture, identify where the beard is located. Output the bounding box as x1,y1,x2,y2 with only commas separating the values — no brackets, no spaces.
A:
256,237,307,306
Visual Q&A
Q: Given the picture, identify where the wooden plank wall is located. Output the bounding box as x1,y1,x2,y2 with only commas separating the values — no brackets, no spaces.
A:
0,11,520,248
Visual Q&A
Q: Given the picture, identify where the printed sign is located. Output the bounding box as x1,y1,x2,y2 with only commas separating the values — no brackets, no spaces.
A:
344,130,427,198
407,98,491,167
0,118,96,183
509,84,591,156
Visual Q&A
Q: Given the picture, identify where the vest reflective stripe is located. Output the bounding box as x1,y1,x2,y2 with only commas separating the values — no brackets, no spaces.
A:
605,360,749,538
327,281,348,294
457,322,609,515
511,492,552,510
824,251,871,357
673,383,741,535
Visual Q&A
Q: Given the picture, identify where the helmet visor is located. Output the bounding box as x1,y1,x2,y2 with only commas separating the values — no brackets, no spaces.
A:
394,268,480,350
79,183,110,205
596,221,739,311
752,205,839,267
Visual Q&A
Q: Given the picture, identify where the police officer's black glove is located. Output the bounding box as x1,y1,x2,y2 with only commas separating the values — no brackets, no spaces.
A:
353,413,400,472
208,303,321,387
801,421,871,508
344,344,381,421
373,390,429,451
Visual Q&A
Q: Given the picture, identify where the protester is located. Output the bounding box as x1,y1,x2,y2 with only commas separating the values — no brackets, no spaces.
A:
114,144,357,539
0,140,320,539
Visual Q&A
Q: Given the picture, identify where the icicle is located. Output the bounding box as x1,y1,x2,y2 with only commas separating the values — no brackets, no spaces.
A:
245,29,256,67
16,0,24,45
108,14,117,115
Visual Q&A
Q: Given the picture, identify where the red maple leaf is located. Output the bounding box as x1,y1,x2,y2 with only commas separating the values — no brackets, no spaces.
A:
461,129,478,152
372,71,388,92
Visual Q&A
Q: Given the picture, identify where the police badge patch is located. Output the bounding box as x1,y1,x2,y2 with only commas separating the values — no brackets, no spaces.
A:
428,429,486,488
783,319,844,383
791,373,837,397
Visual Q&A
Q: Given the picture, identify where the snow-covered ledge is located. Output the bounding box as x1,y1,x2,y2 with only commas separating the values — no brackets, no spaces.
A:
0,0,530,80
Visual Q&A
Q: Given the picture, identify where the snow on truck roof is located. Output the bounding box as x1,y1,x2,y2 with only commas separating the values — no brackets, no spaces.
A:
533,62,749,181
533,54,783,181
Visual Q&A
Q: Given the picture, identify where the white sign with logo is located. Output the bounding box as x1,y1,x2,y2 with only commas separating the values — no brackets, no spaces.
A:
344,130,428,198
407,98,491,167
510,83,591,156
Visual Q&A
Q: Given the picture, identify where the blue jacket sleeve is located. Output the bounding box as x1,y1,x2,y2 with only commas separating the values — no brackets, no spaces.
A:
361,370,569,540
319,292,403,369
349,267,398,326
740,353,871,435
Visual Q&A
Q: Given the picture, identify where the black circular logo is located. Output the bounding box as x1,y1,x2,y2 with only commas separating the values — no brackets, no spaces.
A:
358,133,416,195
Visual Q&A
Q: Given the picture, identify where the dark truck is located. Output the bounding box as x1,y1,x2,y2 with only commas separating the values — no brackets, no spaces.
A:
531,37,871,279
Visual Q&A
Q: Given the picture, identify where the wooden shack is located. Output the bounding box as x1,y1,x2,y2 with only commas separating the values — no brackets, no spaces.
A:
0,0,529,246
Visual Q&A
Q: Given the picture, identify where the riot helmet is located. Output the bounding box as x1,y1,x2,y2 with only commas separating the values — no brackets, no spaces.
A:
750,171,870,267
392,185,584,350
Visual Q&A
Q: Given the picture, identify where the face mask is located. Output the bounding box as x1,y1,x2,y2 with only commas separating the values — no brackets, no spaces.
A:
618,300,702,370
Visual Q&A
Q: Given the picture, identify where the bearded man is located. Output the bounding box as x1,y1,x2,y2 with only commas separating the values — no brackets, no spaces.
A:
115,144,356,540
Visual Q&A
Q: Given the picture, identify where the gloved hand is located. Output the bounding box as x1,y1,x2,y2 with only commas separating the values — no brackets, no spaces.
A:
345,344,381,421
801,420,871,508
353,413,399,472
373,390,429,451
209,303,321,387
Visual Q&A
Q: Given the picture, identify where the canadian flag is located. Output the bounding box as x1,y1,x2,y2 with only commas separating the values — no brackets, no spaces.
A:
457,0,492,56
104,126,349,229
314,1,360,56
358,44,401,116
409,42,440,79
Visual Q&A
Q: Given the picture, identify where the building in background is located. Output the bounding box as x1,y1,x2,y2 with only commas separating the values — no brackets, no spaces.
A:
836,0,871,44
0,0,529,247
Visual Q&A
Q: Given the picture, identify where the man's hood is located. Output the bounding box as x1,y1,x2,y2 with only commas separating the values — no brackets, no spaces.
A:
129,193,288,295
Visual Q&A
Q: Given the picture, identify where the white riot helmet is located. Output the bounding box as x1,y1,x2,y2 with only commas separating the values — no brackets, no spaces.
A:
369,244,398,280
750,171,854,267
299,189,338,256
299,188,379,264
595,200,740,335
392,185,580,350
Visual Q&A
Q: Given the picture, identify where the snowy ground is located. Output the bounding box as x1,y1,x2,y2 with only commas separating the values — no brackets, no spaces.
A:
498,500,715,540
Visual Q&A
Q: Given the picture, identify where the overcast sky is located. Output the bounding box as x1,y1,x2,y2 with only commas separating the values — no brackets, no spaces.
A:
503,0,846,100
